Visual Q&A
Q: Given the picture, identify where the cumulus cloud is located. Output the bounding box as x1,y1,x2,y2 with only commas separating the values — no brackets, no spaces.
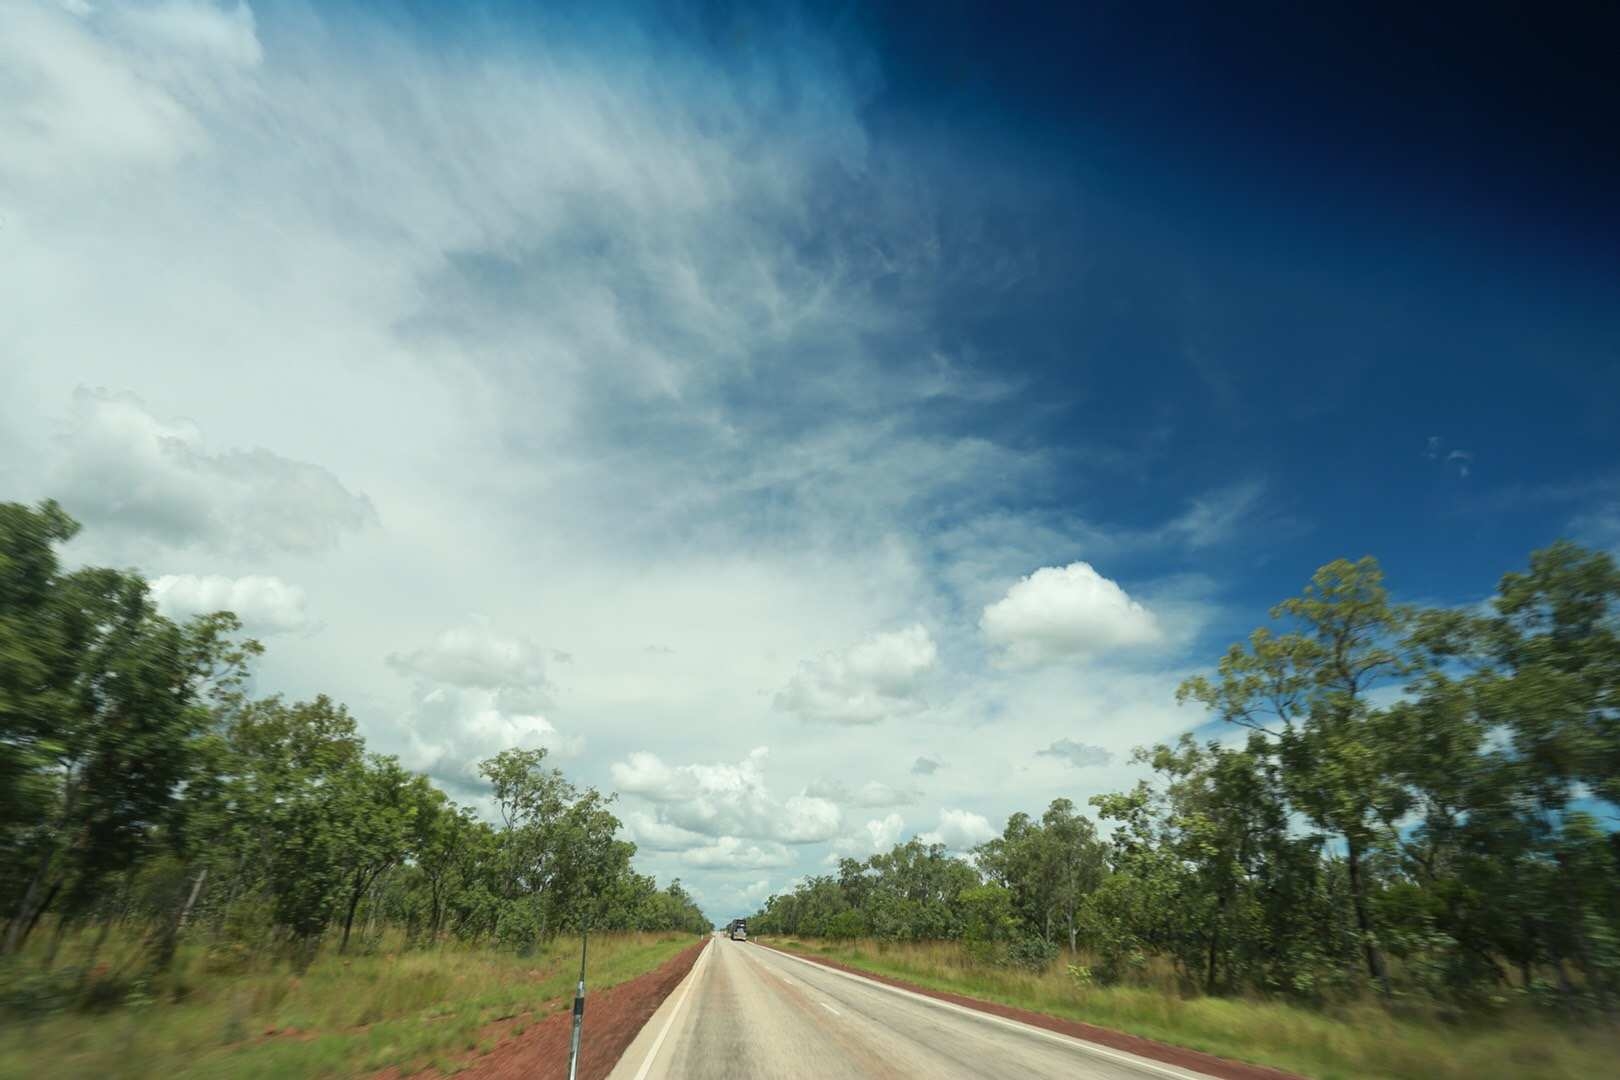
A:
911,755,944,776
49,389,374,557
981,562,1161,663
775,624,938,724
0,0,1226,915
824,812,907,865
1036,738,1114,768
399,685,578,793
620,811,709,853
864,813,906,851
388,619,571,791
804,778,917,808
611,747,843,845
387,620,550,700
680,837,795,870
919,808,997,850
852,781,918,808
149,573,308,634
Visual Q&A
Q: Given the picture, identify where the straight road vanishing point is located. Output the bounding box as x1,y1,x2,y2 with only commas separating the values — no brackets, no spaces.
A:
609,937,1219,1080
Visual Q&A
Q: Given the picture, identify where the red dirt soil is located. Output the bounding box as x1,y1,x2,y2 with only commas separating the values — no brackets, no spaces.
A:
758,941,1303,1080
379,940,705,1080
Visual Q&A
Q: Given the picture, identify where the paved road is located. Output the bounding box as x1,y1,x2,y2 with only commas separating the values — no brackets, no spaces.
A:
607,937,1217,1080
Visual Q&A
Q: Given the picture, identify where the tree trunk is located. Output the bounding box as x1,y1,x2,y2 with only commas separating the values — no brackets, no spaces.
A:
1206,887,1233,993
6,773,82,955
178,867,208,932
1554,850,1604,1001
151,867,210,973
23,878,64,951
1345,841,1391,998
339,870,366,954
4,844,62,954
1519,916,1536,989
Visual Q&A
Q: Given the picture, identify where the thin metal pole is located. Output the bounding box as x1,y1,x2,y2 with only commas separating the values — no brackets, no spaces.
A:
567,928,588,1080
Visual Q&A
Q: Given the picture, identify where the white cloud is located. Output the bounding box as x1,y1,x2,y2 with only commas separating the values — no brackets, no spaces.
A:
0,0,1241,918
387,619,572,791
1571,501,1620,553
775,624,938,724
48,388,374,558
398,685,579,793
738,879,774,907
853,781,918,808
611,748,843,845
387,619,550,696
919,808,997,850
1158,481,1266,549
679,837,795,870
620,811,709,853
804,777,851,801
777,794,844,843
864,812,906,851
150,573,308,633
804,778,917,808
1035,738,1114,768
824,812,907,865
981,562,1161,663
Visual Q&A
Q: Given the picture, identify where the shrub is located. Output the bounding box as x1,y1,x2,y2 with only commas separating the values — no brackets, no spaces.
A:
1005,935,1058,972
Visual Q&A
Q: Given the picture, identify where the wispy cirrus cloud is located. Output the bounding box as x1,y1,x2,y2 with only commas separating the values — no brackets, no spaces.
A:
0,0,1276,920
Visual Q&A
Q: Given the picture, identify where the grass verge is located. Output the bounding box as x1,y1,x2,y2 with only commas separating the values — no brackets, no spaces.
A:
760,937,1620,1080
0,928,698,1079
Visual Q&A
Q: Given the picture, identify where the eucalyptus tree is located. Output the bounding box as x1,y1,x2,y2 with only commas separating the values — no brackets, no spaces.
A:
1179,557,1412,996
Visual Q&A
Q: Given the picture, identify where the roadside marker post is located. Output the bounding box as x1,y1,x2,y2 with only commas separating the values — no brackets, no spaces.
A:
566,929,588,1080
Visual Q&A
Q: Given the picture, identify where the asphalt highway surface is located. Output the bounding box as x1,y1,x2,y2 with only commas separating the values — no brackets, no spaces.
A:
607,937,1218,1080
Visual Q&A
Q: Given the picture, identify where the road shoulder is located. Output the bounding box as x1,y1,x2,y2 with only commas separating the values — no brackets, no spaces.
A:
754,941,1303,1080
411,938,707,1080
605,937,713,1080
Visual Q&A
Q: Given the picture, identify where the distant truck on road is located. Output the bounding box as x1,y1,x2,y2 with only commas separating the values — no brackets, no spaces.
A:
726,918,748,941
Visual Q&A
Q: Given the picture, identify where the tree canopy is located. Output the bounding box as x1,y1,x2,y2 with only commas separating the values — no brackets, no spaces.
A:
755,541,1620,1010
0,501,708,971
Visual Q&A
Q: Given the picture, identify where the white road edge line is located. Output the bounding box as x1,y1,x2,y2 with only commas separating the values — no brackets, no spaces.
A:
759,946,1212,1080
631,940,711,1080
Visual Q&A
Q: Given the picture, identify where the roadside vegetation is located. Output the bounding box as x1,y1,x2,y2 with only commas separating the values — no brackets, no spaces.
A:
0,500,708,1072
752,542,1620,1077
762,936,1620,1080
0,926,692,1078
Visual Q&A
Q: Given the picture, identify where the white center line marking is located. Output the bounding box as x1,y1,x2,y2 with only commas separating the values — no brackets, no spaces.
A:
819,1002,841,1016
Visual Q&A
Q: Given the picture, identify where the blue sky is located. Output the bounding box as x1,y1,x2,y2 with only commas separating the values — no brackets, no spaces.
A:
2,0,1616,919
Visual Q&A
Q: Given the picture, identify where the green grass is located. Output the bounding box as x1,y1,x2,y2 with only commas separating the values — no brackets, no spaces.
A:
761,937,1620,1080
0,927,697,1080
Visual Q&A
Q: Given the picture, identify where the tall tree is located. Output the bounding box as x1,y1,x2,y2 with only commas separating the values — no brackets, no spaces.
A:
2,506,213,954
1180,557,1412,995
